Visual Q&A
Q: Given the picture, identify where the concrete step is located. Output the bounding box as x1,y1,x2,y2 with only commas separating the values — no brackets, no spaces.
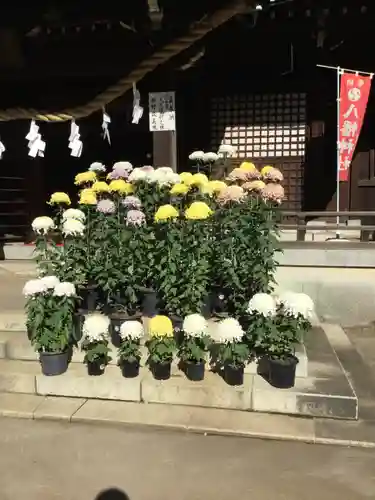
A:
0,330,308,377
0,358,357,419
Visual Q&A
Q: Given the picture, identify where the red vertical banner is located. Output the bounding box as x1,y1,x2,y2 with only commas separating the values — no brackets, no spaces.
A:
339,73,372,181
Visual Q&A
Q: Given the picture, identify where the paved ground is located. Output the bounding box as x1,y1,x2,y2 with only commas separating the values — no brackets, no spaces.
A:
1,418,375,500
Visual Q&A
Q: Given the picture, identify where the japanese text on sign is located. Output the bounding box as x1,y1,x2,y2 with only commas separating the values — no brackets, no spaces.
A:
338,72,372,182
148,92,176,131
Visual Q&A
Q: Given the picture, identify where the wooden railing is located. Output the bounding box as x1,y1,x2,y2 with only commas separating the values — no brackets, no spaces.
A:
280,211,375,242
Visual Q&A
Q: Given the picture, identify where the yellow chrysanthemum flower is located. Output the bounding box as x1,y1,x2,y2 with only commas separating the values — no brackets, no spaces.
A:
74,171,97,185
154,204,179,222
92,181,110,193
78,188,97,205
199,184,214,196
108,179,133,195
179,172,194,185
48,192,71,205
185,201,213,220
239,162,256,171
149,315,174,337
190,173,208,186
170,183,189,195
208,180,227,194
260,165,273,175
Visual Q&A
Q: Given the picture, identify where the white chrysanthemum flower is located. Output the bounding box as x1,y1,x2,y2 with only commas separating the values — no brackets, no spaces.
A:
53,282,76,297
218,144,236,157
62,218,85,236
183,314,208,337
202,152,219,163
40,275,60,289
214,318,244,343
89,161,106,172
247,293,276,317
62,208,86,222
128,167,147,182
22,279,48,297
277,292,315,319
189,150,205,161
82,313,110,342
148,168,180,186
31,216,55,235
119,321,144,340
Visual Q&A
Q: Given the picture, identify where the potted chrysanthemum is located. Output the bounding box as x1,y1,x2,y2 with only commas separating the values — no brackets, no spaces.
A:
23,277,77,376
263,292,314,389
81,313,112,376
178,314,211,381
213,317,249,386
118,320,144,378
246,293,277,355
145,315,176,380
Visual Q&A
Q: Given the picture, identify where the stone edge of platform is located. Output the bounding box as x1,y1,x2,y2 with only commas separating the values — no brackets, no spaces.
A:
0,393,373,449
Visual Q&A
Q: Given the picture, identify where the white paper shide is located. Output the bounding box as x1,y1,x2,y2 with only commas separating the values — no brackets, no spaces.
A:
69,120,83,157
26,120,46,158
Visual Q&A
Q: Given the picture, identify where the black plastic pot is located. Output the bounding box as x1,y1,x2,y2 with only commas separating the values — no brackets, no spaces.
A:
268,355,299,389
110,312,142,348
150,361,171,380
223,364,244,386
142,289,158,317
78,284,98,312
185,361,205,381
87,360,106,376
120,360,140,378
39,351,69,376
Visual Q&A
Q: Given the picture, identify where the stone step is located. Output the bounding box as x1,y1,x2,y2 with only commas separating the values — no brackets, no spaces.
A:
0,331,308,377
0,358,357,419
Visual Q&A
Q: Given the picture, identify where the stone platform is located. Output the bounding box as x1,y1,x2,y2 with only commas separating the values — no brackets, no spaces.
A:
0,320,358,420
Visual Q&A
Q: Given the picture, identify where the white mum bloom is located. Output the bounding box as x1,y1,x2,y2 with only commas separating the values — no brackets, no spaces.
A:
189,150,205,161
183,314,208,337
278,292,315,319
128,167,147,182
62,218,85,236
218,144,236,157
53,282,76,297
22,279,48,297
119,321,144,340
148,168,180,186
89,161,106,172
247,293,276,317
40,275,60,289
202,152,219,163
31,216,55,235
62,208,86,222
214,318,244,343
82,313,110,342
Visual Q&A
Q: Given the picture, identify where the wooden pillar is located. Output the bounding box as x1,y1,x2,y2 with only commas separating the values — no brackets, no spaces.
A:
152,130,177,171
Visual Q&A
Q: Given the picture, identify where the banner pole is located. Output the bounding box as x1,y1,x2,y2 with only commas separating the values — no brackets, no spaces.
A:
336,66,341,239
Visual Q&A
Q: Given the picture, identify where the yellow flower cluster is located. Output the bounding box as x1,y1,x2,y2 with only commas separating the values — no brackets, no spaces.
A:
79,188,97,205
261,165,273,175
108,179,133,195
190,173,208,186
239,162,256,171
208,180,227,194
185,201,213,220
149,315,174,337
170,183,189,195
179,172,193,185
154,204,179,222
75,171,96,185
49,192,71,205
92,181,110,193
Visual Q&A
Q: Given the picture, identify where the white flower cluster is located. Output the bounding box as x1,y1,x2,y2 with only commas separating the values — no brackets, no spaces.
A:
89,161,106,172
188,151,219,163
62,218,85,236
277,292,315,320
31,216,55,235
247,293,276,317
82,313,110,342
148,167,180,186
213,318,244,343
182,314,208,337
22,276,76,298
119,320,144,340
128,166,153,182
62,208,86,222
218,144,236,157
